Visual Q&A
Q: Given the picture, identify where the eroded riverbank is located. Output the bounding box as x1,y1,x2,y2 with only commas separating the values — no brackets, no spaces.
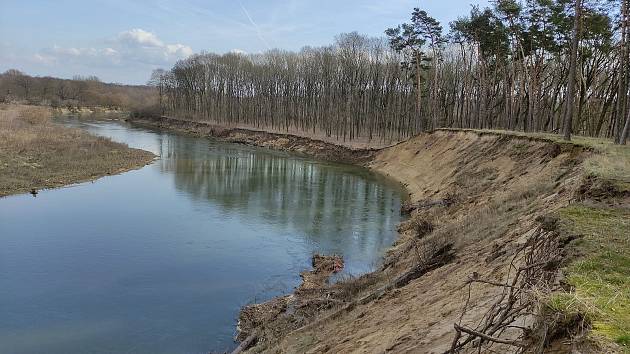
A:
127,115,630,353
127,115,381,165
0,116,407,353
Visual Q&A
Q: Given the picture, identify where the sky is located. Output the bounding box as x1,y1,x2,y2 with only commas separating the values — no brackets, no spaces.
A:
0,0,489,85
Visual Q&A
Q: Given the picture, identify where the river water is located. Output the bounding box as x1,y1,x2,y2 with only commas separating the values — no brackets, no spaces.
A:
0,116,405,353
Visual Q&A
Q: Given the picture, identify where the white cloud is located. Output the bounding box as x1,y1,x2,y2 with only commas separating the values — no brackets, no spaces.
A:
34,29,192,68
113,29,192,64
34,45,120,67
33,53,56,65
118,28,164,47
165,43,193,57
103,48,118,56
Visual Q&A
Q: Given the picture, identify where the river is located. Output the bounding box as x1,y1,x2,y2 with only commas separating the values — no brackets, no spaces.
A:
0,116,405,353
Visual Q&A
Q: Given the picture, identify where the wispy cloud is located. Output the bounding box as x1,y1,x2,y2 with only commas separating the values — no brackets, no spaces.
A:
237,0,272,50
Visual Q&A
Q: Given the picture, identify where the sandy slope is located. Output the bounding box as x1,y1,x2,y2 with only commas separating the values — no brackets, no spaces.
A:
249,130,591,353
128,115,619,353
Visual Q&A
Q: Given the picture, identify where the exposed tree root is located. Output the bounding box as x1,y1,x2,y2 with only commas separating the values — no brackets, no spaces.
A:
448,217,566,353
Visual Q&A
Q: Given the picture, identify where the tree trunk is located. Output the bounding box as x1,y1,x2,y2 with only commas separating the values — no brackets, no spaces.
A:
563,0,583,141
617,0,630,144
620,102,630,144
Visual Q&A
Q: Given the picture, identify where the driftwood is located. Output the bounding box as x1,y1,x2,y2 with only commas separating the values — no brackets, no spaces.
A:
356,244,453,306
291,243,455,333
453,324,525,347
230,332,258,354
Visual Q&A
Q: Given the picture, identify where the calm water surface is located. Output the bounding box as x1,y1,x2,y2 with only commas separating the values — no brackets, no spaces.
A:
0,116,406,353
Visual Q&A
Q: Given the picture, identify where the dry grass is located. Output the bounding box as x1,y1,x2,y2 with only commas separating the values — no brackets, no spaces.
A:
439,128,630,185
552,206,630,352
0,104,155,197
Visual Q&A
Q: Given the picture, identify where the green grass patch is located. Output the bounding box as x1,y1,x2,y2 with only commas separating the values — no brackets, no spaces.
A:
556,205,630,352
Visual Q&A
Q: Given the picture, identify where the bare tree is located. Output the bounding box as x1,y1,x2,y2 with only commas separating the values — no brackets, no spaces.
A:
151,1,625,143
563,0,583,141
617,0,630,144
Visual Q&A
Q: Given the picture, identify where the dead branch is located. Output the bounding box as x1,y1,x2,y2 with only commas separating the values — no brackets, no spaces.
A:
448,221,563,353
454,324,526,347
231,332,258,354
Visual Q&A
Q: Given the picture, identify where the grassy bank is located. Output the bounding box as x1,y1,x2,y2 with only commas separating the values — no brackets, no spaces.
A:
539,131,630,352
421,131,630,352
552,206,630,351
0,104,155,197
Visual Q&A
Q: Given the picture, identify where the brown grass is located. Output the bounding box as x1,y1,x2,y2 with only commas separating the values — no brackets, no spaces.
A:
439,128,630,186
0,104,155,197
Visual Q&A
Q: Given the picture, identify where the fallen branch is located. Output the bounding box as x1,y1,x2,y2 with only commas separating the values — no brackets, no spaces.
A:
454,324,525,347
448,221,563,353
231,332,258,354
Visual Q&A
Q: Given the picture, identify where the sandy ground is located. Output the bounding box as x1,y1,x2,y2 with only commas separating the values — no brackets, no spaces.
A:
243,130,593,353
127,115,625,353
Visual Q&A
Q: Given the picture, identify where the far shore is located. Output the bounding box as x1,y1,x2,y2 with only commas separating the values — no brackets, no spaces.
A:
0,104,156,197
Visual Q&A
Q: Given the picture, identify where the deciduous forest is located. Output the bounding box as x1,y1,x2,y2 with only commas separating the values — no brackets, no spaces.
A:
150,0,630,143
0,70,155,110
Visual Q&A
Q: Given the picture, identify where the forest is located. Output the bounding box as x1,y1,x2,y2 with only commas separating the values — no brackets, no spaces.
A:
151,0,630,143
0,69,155,110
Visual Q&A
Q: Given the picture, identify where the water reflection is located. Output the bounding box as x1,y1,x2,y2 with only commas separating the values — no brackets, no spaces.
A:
0,117,405,353
156,134,402,273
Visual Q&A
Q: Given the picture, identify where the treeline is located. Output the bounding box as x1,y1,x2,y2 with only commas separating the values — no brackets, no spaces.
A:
150,35,416,141
152,0,630,142
403,0,629,142
0,69,155,110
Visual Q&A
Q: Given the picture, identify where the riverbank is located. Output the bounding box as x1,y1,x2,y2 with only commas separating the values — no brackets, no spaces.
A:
130,115,629,353
0,104,156,197
128,115,379,165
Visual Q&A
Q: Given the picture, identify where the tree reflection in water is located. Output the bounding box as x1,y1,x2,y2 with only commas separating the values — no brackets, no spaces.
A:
156,132,406,275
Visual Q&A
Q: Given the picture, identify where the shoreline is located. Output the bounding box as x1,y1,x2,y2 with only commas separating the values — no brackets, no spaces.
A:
0,158,158,199
127,115,382,165
0,104,157,198
120,115,628,353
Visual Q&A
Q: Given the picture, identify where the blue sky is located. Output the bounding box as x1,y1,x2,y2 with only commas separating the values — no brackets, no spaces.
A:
0,0,489,85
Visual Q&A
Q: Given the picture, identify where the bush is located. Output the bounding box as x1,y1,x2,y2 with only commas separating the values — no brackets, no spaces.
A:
130,104,162,119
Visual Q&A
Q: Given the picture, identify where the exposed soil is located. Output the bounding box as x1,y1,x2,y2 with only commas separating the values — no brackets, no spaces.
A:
127,116,379,164
235,131,594,354
129,115,624,353
236,255,344,342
